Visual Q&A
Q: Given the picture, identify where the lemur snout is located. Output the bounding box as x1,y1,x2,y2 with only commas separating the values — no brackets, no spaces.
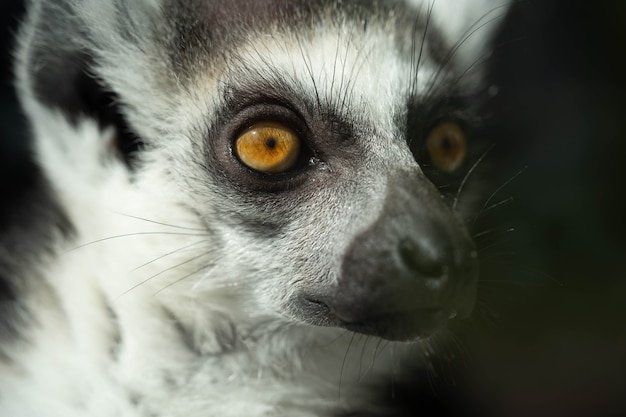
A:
300,172,478,341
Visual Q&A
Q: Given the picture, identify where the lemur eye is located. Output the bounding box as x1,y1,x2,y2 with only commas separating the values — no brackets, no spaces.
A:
235,122,301,173
426,121,467,173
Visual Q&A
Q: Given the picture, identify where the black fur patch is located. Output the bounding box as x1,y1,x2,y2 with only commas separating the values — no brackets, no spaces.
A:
31,50,142,166
0,163,73,343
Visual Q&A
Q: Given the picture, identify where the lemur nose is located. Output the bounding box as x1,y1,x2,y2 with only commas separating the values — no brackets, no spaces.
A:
322,171,479,340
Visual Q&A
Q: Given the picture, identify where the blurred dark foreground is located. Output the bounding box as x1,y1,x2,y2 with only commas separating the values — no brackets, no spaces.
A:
1,1,625,416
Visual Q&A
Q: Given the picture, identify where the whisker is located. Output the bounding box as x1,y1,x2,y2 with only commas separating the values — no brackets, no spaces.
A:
446,12,510,87
473,298,507,325
446,331,471,367
473,227,516,239
111,211,206,231
477,237,516,254
295,32,322,110
154,262,215,296
341,46,375,115
409,1,434,99
130,240,210,273
189,280,246,291
483,197,515,213
373,340,391,362
474,165,527,224
357,336,371,382
435,183,455,190
190,263,221,291
320,330,351,349
363,337,385,379
328,28,342,106
335,30,349,114
338,332,357,405
453,143,495,211
67,231,210,252
117,251,213,299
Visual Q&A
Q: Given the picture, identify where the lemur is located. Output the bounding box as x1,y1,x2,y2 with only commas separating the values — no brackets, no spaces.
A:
0,0,509,416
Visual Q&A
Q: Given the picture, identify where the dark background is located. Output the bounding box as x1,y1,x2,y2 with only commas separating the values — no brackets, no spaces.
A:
1,1,626,416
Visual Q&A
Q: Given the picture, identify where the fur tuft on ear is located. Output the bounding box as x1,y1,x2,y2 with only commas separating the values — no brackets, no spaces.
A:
14,0,169,166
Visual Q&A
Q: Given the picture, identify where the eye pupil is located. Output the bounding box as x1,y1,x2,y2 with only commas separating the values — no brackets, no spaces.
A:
266,138,277,149
441,137,452,150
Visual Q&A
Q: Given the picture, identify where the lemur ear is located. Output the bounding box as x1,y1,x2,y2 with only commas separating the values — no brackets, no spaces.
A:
408,0,510,70
15,1,146,163
17,3,89,119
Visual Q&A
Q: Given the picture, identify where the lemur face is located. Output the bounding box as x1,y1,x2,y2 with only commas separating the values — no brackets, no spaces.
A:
155,7,481,341
17,0,498,342
205,33,479,340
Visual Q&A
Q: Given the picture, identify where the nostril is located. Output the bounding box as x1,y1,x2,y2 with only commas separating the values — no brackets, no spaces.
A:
304,297,327,307
303,297,332,314
399,238,445,278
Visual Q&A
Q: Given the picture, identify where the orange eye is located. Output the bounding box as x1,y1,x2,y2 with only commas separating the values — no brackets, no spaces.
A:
234,122,301,173
426,121,467,173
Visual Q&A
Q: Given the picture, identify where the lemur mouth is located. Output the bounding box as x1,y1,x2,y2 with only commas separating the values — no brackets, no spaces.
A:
340,309,450,341
300,297,468,341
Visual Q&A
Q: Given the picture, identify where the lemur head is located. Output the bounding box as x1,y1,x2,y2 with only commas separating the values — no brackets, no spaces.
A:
17,0,505,342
